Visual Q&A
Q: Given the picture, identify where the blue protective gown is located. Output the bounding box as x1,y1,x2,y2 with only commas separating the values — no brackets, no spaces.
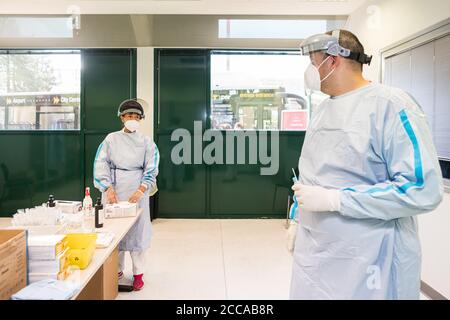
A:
290,83,444,300
93,129,159,252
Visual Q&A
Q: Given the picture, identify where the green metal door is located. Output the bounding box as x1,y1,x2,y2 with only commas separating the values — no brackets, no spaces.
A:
154,49,306,218
82,49,137,201
155,50,208,218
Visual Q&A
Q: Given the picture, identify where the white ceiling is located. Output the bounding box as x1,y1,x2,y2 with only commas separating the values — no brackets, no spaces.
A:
0,0,366,15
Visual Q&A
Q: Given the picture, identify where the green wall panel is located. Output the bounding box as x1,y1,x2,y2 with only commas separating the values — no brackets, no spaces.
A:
157,51,208,132
0,133,82,216
157,133,207,216
83,49,136,132
209,132,304,216
84,133,108,201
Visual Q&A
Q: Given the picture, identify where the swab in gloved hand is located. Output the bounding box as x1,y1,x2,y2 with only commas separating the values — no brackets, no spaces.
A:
287,168,300,255
291,184,341,212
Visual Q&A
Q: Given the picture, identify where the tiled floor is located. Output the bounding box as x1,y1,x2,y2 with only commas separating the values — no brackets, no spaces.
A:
116,219,293,300
116,219,432,300
419,293,430,300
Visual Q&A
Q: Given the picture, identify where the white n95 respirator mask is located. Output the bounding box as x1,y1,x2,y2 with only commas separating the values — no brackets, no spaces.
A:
304,55,335,92
124,120,140,132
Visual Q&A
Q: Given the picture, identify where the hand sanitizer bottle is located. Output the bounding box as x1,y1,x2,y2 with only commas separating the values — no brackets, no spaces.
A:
83,187,94,232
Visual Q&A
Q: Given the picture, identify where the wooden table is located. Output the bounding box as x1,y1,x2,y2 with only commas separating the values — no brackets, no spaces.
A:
0,208,142,300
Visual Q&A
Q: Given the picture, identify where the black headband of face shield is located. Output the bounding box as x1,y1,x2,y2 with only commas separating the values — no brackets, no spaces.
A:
315,49,372,66
332,30,373,65
321,51,372,66
347,51,373,65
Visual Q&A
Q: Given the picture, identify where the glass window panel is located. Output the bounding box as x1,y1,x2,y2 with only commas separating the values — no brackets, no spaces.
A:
0,51,81,130
0,106,5,129
218,19,346,39
211,51,327,131
0,17,73,38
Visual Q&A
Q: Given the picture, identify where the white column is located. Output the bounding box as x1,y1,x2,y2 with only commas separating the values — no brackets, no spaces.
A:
137,47,154,140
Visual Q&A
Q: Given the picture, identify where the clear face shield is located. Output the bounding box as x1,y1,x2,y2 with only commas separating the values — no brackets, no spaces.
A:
299,30,373,93
117,98,148,119
299,30,372,65
299,33,350,60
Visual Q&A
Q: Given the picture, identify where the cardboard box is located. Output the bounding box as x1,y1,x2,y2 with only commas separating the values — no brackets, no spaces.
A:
0,229,28,300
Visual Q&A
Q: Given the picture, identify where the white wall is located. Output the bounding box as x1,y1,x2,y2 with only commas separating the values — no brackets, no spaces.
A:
345,0,450,82
419,189,450,298
137,47,154,140
346,0,450,298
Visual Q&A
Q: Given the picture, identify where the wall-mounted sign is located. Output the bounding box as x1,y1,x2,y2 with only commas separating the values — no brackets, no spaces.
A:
281,110,308,131
0,94,80,107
